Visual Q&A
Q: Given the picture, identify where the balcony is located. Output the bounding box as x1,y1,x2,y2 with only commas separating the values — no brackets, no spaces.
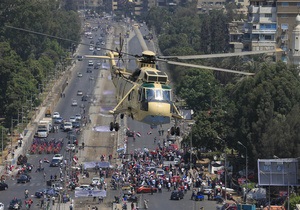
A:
259,6,276,14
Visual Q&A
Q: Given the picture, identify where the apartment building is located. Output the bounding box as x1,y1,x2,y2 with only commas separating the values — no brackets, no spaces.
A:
277,0,300,64
243,0,277,52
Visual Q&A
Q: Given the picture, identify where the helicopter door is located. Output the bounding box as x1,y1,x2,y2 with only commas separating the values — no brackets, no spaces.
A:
140,88,148,111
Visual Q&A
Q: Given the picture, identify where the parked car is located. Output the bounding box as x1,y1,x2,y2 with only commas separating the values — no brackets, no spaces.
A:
170,190,184,200
75,185,93,191
35,188,59,198
86,68,92,73
136,185,157,193
52,154,63,161
0,182,8,190
17,175,31,183
77,72,83,77
66,144,76,152
0,202,4,210
201,186,213,195
50,159,61,167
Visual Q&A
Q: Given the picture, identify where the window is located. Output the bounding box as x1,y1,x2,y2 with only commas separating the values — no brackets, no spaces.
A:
162,90,171,101
146,89,155,100
265,35,272,40
265,14,272,18
281,2,289,6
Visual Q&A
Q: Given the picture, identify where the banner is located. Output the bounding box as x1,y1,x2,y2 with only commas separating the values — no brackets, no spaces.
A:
75,190,107,198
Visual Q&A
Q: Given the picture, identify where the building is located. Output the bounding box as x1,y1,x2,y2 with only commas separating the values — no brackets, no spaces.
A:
243,0,277,52
277,0,300,64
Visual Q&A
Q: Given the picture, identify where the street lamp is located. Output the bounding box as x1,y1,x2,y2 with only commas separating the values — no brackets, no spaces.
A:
217,136,227,201
237,141,248,198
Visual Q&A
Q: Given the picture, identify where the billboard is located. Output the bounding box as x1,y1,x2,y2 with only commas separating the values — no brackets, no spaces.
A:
258,158,299,186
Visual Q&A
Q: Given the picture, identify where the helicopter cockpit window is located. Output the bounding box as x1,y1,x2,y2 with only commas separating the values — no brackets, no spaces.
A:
146,89,155,101
162,90,171,101
155,89,163,101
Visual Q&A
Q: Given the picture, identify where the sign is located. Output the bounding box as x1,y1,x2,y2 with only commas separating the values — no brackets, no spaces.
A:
258,158,299,186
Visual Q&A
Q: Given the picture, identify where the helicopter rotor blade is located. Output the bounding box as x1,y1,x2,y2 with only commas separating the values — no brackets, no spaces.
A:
159,49,283,60
165,60,255,76
132,24,148,52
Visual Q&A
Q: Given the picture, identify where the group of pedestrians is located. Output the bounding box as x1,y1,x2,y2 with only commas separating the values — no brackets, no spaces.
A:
24,189,33,209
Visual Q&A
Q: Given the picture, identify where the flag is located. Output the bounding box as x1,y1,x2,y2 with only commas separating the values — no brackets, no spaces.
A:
136,132,141,137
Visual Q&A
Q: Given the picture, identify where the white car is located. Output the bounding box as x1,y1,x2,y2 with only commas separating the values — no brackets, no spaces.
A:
0,202,4,210
77,90,83,96
91,177,100,186
52,112,60,119
89,46,94,51
66,144,76,152
69,116,76,122
96,47,101,51
75,114,82,121
88,60,94,66
71,100,78,106
75,185,94,191
52,154,63,161
63,122,72,131
77,72,83,77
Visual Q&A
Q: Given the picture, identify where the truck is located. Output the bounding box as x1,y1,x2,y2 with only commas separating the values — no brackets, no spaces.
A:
37,117,52,138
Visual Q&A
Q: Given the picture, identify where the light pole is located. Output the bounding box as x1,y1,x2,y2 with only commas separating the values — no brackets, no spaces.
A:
238,141,248,198
217,136,227,201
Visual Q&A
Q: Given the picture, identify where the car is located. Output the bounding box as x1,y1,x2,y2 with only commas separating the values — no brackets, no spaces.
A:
63,122,72,131
96,47,101,51
69,116,76,122
170,190,184,200
50,158,61,167
54,117,63,124
66,144,76,152
0,202,4,210
86,68,92,73
82,95,88,101
71,100,78,106
88,60,94,66
0,182,8,190
201,186,213,195
35,188,59,198
52,112,60,119
122,183,132,191
136,185,157,193
17,174,31,183
8,198,22,210
89,75,94,80
126,130,134,137
75,185,93,191
72,121,81,128
75,114,82,121
77,90,83,96
77,55,83,61
88,35,93,39
89,46,94,51
68,134,77,144
91,177,100,186
53,154,63,161
94,65,99,69
90,41,94,44
77,72,83,77
156,169,165,177
101,41,105,45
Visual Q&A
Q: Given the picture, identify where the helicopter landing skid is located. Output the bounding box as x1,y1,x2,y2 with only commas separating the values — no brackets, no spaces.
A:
109,115,120,132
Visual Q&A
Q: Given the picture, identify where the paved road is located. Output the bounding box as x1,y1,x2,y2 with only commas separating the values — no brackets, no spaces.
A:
0,18,108,209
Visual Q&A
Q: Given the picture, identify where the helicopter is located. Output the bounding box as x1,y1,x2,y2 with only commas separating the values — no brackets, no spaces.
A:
6,24,281,134
86,24,282,133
